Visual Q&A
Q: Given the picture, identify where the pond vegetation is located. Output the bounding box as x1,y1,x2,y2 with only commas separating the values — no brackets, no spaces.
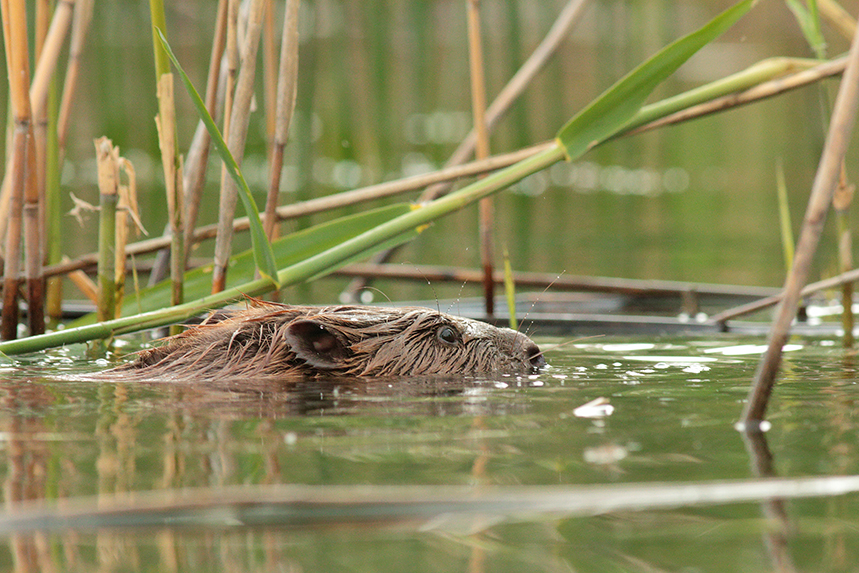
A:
2,0,859,570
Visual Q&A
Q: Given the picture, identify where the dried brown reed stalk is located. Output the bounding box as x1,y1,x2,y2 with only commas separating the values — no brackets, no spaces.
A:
182,0,229,267
263,0,277,149
57,0,92,151
115,157,143,317
212,0,266,294
62,256,96,303
710,267,859,324
1,0,45,338
264,0,300,242
35,0,50,255
466,0,495,316
155,73,184,309
833,165,854,346
743,21,859,426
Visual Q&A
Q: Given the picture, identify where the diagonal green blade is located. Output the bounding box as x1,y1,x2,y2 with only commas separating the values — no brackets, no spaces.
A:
156,29,280,287
556,0,755,161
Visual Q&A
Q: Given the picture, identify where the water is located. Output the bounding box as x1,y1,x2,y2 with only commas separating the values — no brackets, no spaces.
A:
2,334,859,571
4,0,859,568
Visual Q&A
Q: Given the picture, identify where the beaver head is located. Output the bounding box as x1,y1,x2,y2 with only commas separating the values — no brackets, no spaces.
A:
114,301,546,380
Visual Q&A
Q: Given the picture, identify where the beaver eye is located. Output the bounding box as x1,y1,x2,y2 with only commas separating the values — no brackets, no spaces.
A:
436,325,459,345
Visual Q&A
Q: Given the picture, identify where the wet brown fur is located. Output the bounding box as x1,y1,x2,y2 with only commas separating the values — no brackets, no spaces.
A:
112,300,545,380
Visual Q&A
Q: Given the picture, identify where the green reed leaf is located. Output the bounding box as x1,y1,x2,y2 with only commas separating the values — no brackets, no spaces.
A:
156,29,280,287
556,0,756,161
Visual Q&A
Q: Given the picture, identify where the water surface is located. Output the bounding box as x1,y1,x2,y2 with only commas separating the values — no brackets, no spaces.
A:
2,334,858,572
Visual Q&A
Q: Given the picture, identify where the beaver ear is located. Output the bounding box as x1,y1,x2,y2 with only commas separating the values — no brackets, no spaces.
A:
284,319,350,369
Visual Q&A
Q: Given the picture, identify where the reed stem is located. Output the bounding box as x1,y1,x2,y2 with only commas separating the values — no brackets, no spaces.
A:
182,0,228,267
150,1,184,313
264,0,300,242
743,20,859,427
466,0,494,317
834,165,854,348
94,138,118,323
212,0,266,293
211,0,240,293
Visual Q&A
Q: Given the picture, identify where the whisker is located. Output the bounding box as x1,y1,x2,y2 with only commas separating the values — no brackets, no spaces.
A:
408,262,441,314
446,280,469,316
530,334,605,361
359,286,393,304
516,270,566,338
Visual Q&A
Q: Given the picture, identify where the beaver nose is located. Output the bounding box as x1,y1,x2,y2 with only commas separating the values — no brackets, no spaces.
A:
525,342,546,371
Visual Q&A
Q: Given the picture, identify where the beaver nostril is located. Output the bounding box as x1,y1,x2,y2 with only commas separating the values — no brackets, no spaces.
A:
526,343,546,370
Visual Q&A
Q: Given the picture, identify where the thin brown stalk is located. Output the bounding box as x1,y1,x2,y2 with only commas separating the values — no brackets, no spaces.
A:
114,158,141,318
333,263,780,299
23,113,43,335
57,0,92,151
466,0,494,316
211,0,240,290
263,0,277,148
742,23,859,427
30,0,74,122
211,0,266,294
63,256,96,303
154,73,184,309
341,0,589,299
264,0,300,242
180,0,228,270
834,165,854,347
35,0,49,247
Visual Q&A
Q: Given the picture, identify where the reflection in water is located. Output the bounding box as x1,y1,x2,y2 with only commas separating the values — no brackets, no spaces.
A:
742,429,797,573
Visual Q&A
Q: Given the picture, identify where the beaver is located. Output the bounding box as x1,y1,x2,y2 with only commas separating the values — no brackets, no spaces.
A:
112,300,546,380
